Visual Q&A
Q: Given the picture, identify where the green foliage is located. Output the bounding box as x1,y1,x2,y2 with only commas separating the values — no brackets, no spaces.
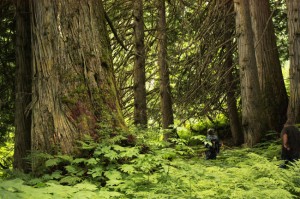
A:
0,132,13,176
282,63,290,95
1,129,300,198
270,0,288,65
188,115,229,134
0,1,15,146
176,127,192,139
0,179,101,199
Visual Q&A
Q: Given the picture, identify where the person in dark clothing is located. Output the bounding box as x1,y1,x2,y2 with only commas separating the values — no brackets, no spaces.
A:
279,121,300,168
205,128,221,160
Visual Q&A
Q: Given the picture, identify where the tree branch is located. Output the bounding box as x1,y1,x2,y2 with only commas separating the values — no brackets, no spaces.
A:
104,11,128,51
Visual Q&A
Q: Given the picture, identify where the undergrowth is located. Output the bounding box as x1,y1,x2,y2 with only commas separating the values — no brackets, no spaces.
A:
0,128,299,199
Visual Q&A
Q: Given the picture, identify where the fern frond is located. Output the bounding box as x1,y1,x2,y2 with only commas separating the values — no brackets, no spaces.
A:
45,158,61,168
73,181,98,191
104,170,122,180
87,166,104,178
119,147,139,158
59,176,81,185
120,164,136,174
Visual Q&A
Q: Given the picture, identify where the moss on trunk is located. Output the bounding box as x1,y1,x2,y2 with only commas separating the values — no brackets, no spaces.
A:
28,0,126,171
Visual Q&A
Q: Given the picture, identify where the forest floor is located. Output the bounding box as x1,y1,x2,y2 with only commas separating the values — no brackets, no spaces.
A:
0,140,299,199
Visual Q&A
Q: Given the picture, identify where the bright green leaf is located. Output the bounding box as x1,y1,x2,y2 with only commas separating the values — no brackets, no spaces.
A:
104,170,122,180
120,164,136,174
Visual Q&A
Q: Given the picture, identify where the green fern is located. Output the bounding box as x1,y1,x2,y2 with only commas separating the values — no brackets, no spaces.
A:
97,189,124,198
72,158,87,164
2,127,300,199
104,170,122,180
86,158,98,165
87,166,104,178
120,164,136,174
104,150,119,161
59,176,82,185
65,165,79,174
119,147,139,158
73,181,98,191
45,158,61,168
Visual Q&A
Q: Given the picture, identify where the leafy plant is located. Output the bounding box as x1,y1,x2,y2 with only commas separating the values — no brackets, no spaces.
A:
1,128,300,199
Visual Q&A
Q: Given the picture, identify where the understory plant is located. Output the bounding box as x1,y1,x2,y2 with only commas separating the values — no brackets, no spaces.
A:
0,128,299,199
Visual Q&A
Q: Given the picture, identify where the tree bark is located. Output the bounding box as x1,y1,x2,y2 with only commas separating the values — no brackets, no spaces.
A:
14,0,32,172
133,0,147,127
225,62,243,146
286,0,300,124
249,0,288,132
234,0,266,146
157,0,174,134
223,0,243,146
27,0,125,170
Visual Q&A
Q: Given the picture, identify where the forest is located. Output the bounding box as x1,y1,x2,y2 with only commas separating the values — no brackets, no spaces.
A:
0,0,300,198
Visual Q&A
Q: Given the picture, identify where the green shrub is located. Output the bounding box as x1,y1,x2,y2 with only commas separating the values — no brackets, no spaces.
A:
1,128,299,199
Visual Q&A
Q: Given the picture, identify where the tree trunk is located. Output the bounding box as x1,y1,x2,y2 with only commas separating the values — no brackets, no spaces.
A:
234,0,266,146
133,0,147,127
223,0,243,146
157,0,174,134
249,0,288,132
286,0,300,124
27,0,125,170
13,0,32,172
225,63,243,146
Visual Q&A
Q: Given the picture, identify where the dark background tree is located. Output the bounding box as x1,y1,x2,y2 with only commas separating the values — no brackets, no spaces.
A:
13,0,31,172
157,0,174,133
133,0,147,127
222,0,243,146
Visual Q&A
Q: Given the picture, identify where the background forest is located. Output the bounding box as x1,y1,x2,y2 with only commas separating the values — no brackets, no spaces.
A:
1,0,300,198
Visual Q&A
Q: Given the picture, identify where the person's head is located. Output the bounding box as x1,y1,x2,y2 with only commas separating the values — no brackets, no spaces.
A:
207,128,215,135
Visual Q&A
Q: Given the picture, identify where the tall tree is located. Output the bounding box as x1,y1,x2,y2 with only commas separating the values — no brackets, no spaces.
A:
249,0,288,132
223,0,243,146
286,0,300,124
234,0,266,146
13,0,32,172
133,0,147,127
15,0,126,171
157,0,174,133
224,50,243,146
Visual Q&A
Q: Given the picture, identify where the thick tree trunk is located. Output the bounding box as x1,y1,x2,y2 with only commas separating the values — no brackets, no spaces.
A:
28,0,125,170
133,0,147,127
14,0,32,172
157,0,174,137
234,0,266,146
286,0,300,124
249,0,288,132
